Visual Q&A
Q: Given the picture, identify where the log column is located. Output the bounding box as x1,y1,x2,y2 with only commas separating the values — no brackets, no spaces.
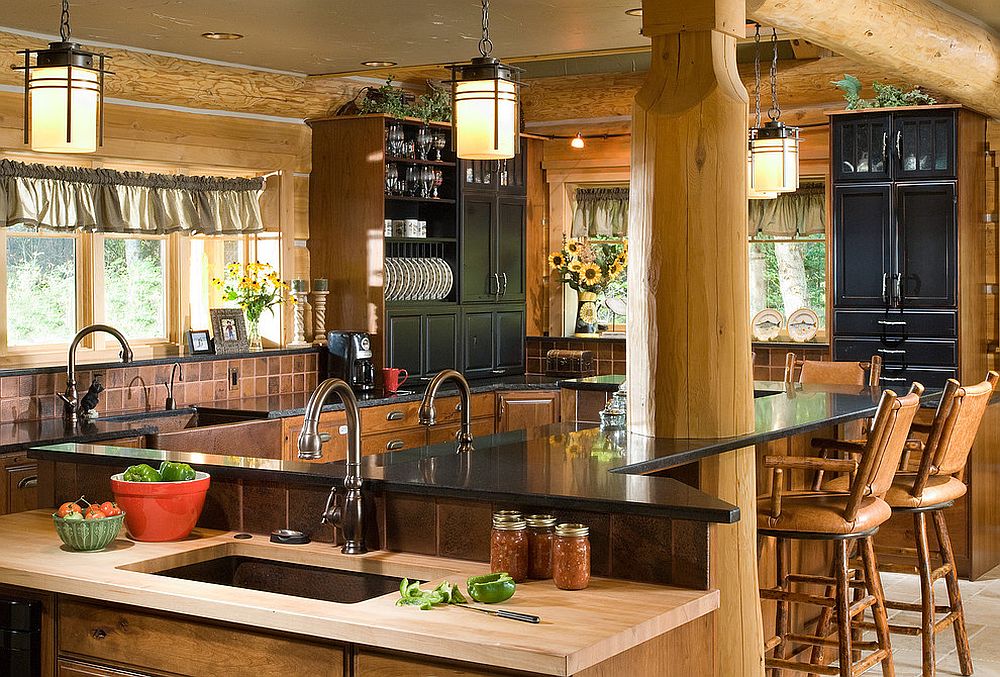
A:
627,1,763,674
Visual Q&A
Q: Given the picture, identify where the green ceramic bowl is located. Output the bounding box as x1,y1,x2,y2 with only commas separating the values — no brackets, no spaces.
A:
52,513,126,552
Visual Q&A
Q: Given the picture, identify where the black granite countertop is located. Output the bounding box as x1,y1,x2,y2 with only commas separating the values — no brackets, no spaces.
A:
0,418,161,455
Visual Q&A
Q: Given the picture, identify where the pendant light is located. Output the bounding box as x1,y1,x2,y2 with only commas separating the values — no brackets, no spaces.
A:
15,0,111,154
448,0,522,160
570,132,585,149
748,25,777,200
749,27,799,194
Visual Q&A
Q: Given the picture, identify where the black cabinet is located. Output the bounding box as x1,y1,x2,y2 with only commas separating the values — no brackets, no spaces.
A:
896,183,956,307
832,184,892,307
460,145,527,195
462,306,525,378
386,308,459,378
893,112,956,180
833,113,891,182
461,191,526,303
832,109,956,182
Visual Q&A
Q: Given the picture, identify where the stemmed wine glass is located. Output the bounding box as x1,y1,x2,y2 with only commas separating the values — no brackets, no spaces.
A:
385,163,399,195
416,126,434,161
405,165,420,196
420,167,436,198
433,132,447,161
386,123,404,157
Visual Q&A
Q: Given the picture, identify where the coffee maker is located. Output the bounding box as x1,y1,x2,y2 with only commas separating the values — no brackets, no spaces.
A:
327,331,375,392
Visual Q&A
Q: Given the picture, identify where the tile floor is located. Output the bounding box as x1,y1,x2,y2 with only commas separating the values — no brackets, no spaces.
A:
879,567,1000,675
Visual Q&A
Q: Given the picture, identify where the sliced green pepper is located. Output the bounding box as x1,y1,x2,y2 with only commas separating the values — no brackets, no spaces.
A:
467,573,516,604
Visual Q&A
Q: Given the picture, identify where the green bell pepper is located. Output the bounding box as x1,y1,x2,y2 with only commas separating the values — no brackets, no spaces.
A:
466,573,516,603
122,463,162,482
158,461,196,482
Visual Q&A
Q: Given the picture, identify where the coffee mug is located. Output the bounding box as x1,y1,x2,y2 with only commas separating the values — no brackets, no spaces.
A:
383,367,408,392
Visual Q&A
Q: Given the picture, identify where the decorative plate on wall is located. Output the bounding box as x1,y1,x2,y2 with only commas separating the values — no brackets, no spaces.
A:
787,307,820,342
751,308,784,341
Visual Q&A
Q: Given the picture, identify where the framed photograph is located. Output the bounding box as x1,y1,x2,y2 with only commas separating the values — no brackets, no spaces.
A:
186,329,214,355
210,308,248,354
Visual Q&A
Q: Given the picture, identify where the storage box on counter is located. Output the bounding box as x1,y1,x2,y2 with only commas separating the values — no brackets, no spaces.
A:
545,349,595,378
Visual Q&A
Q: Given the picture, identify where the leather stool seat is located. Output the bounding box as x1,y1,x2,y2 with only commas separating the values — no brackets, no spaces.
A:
824,474,967,510
758,491,891,536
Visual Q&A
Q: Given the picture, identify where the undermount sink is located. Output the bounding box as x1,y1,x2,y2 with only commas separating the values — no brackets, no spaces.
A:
150,555,410,604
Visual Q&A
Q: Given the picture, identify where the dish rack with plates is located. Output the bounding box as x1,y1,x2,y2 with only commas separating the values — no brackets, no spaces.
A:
385,239,455,303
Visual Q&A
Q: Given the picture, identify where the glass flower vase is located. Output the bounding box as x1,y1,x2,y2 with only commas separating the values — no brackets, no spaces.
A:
246,315,263,352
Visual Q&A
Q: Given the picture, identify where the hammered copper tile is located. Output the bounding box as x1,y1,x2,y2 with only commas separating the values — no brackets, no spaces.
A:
38,396,55,419
437,498,492,562
200,381,217,402
306,352,318,373
18,375,35,396
280,356,294,374
52,462,78,500
611,360,626,375
385,493,437,554
200,362,215,381
598,361,612,376
104,389,123,412
267,376,280,394
669,519,710,589
293,354,305,373
199,478,243,531
610,514,675,585
214,380,228,400
1,377,17,398
306,373,317,391
515,505,611,577
77,463,121,503
241,479,287,534
279,374,292,393
287,485,337,544
213,360,229,380
268,357,281,375
241,358,256,378
293,373,305,392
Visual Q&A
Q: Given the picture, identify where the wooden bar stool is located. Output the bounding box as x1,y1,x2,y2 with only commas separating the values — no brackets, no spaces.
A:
759,384,923,677
824,372,997,677
784,352,883,387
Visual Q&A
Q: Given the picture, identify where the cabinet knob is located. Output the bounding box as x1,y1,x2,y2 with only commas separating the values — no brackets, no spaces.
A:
386,410,405,421
91,627,107,640
16,475,37,489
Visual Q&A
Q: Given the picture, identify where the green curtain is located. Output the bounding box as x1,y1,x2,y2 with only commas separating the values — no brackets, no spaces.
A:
748,183,825,237
572,187,629,238
0,160,265,235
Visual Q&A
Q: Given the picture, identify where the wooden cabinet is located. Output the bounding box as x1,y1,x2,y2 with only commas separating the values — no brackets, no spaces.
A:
281,410,348,462
496,391,560,433
460,147,527,195
1,453,38,515
357,649,512,676
896,182,956,307
59,659,155,676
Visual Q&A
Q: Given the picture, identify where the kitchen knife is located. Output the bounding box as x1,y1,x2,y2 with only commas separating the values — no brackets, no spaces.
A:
454,604,540,623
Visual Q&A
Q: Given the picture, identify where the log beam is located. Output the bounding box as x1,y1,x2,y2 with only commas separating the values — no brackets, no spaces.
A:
628,0,764,674
747,0,1000,119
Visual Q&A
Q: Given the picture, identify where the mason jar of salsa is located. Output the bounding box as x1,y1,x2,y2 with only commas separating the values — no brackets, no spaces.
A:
553,523,591,590
491,516,528,582
526,514,557,579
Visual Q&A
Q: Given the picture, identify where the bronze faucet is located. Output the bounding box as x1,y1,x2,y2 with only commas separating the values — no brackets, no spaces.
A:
298,378,366,554
418,369,475,452
60,324,133,423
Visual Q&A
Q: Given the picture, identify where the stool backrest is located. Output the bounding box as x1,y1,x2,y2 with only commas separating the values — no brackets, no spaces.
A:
785,352,883,387
917,372,998,484
845,383,923,521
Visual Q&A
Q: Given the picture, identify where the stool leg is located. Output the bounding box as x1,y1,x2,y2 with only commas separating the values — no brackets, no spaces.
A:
835,539,853,677
860,535,895,677
914,512,936,677
772,537,789,676
931,510,972,675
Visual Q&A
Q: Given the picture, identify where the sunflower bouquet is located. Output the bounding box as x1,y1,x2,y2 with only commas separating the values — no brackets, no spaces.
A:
547,237,626,293
211,261,290,349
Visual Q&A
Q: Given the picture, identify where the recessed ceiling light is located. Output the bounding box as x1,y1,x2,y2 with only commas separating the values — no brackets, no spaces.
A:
361,60,398,68
202,32,244,40
625,8,642,16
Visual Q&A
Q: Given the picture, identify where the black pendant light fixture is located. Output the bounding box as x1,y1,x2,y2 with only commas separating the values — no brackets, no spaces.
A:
748,27,800,194
15,0,112,154
748,24,777,200
448,0,522,160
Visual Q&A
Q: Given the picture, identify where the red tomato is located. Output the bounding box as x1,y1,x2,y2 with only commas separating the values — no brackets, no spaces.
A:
100,501,115,514
57,502,82,518
102,504,122,517
84,505,106,520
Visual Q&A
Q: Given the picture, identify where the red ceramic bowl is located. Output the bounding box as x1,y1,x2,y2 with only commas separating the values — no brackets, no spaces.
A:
110,471,211,542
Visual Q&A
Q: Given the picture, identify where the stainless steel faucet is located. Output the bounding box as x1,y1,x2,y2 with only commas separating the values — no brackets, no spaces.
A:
164,362,183,410
418,369,475,452
297,378,367,554
60,324,133,423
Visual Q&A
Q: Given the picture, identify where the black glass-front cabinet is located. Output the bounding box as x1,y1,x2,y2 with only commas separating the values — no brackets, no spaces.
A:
831,108,962,389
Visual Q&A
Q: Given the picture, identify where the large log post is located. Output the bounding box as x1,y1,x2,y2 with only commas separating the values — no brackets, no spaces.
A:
627,1,764,674
748,0,1000,120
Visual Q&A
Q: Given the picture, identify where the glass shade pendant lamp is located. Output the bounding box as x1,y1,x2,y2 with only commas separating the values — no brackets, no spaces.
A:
448,0,522,160
15,0,111,154
749,27,799,194
747,24,777,200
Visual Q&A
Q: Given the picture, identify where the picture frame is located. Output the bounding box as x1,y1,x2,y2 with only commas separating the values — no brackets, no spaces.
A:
209,308,249,354
186,329,214,355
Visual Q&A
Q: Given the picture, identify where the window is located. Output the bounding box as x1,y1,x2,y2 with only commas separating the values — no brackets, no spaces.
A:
4,225,78,346
101,236,167,340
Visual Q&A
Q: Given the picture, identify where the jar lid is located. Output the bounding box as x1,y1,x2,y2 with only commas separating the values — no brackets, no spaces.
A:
493,510,522,520
555,522,589,537
525,514,557,527
493,517,527,530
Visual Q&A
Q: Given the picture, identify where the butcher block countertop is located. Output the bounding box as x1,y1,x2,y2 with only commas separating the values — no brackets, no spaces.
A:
0,510,718,676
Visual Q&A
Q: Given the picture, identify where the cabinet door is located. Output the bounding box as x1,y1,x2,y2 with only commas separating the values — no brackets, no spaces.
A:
497,144,527,195
385,312,423,375
460,160,496,190
461,193,498,302
494,307,525,374
832,184,893,308
496,197,526,301
496,391,559,432
424,311,459,374
832,113,891,182
463,310,496,377
896,183,956,308
892,111,956,180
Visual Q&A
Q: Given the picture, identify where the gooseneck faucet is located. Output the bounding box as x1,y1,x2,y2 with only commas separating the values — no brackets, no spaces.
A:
418,369,475,452
60,324,133,423
298,378,367,554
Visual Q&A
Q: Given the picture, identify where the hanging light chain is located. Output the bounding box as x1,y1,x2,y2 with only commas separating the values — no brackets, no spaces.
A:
60,0,72,42
752,24,762,129
478,0,494,58
768,27,781,121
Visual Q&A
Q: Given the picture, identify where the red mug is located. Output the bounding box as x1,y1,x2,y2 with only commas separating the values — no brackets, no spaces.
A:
382,367,408,392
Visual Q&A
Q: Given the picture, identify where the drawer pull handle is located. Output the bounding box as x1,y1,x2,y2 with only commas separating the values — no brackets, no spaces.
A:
877,320,907,327
16,475,37,489
877,348,905,355
491,369,506,375
386,439,405,450
91,628,107,640
880,377,907,383
318,432,332,443
386,411,405,421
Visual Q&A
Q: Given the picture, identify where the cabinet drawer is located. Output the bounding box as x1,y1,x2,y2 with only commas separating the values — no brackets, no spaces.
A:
426,417,496,445
834,337,956,367
282,411,348,462
432,393,495,426
833,309,957,338
878,365,958,390
6,463,38,514
58,599,344,676
361,428,428,456
357,649,511,676
361,400,421,433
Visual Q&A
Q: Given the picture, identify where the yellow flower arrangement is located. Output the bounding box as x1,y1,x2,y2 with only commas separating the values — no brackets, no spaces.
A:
210,261,290,344
580,263,602,286
547,252,566,270
547,236,626,293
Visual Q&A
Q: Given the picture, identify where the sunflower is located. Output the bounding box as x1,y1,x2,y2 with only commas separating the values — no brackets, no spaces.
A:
565,238,581,255
569,260,584,273
548,252,566,270
609,261,623,279
580,263,602,286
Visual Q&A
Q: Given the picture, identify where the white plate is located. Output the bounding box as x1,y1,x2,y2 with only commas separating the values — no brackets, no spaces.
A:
388,258,400,301
412,258,427,300
399,258,414,300
752,308,784,341
432,258,445,299
787,307,819,342
439,258,453,299
384,259,395,301
435,258,449,299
